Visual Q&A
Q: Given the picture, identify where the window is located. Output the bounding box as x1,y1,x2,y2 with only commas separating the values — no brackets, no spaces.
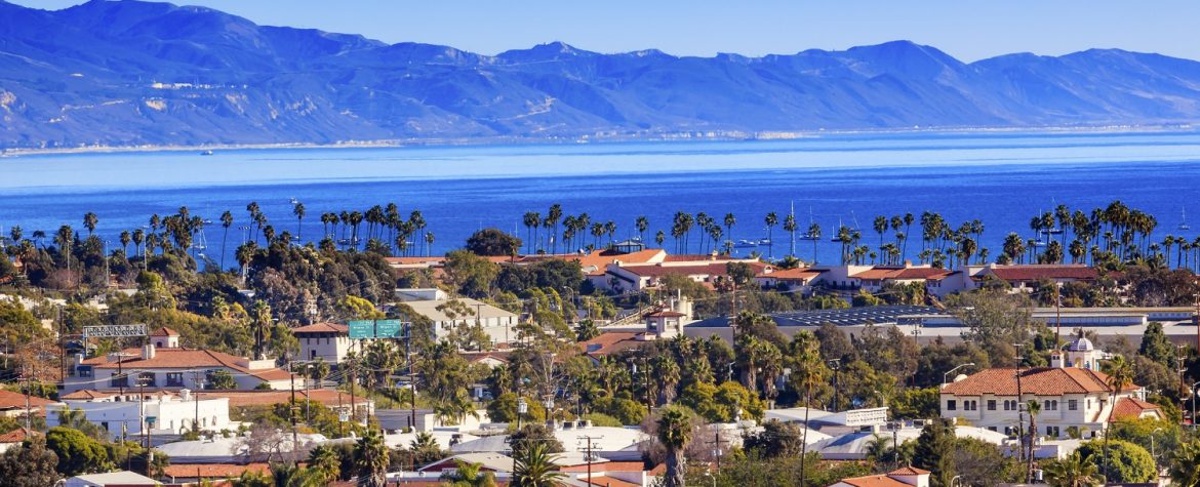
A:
166,373,184,387
1051,400,1059,411
947,400,957,411
1068,399,1078,411
111,373,129,388
77,366,93,378
138,372,156,388
987,400,996,411
1047,426,1060,437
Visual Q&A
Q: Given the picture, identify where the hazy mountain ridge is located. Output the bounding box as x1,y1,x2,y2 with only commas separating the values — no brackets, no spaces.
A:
3,0,1200,150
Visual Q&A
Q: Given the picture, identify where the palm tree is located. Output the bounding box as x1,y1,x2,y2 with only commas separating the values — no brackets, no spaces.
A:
292,201,305,242
636,215,649,243
523,212,540,254
655,405,695,487
765,212,778,258
723,213,736,245
513,441,564,487
307,444,341,483
789,331,824,486
1045,451,1101,487
784,211,798,257
353,428,389,487
82,211,98,236
441,459,498,487
1101,355,1134,483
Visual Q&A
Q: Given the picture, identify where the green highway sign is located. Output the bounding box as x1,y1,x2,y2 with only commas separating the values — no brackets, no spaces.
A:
375,319,403,338
348,319,409,339
348,320,374,339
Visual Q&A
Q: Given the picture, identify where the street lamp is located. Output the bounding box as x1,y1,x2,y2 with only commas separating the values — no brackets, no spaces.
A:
943,363,976,386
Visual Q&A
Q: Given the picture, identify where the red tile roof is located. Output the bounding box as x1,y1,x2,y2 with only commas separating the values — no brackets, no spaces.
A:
0,427,37,444
618,262,767,279
941,367,1140,396
840,474,911,487
980,265,1098,282
162,463,271,479
646,310,685,318
291,322,349,335
61,390,116,401
150,327,180,337
1111,397,1163,422
82,348,293,383
0,390,55,410
852,267,950,281
579,332,645,356
760,267,823,281
888,466,930,475
213,389,365,408
584,477,640,487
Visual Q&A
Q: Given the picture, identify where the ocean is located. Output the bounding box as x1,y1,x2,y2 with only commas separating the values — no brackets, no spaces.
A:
2,130,1200,268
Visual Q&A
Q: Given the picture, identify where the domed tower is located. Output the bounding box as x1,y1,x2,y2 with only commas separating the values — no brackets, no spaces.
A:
1064,332,1102,370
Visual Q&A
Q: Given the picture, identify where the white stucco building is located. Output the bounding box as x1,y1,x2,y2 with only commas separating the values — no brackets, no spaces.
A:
64,328,294,393
48,388,231,440
294,322,353,363
940,336,1161,439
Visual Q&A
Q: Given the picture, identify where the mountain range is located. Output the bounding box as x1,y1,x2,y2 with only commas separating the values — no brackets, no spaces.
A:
3,0,1200,150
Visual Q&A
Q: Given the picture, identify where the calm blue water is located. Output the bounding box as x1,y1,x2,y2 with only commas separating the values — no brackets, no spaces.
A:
2,130,1200,268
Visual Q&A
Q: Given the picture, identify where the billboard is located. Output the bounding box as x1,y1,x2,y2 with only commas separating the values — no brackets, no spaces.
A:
83,324,148,339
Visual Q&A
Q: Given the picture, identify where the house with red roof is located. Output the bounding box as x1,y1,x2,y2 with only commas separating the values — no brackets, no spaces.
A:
64,333,294,393
755,266,824,294
0,389,55,418
294,322,353,363
602,257,767,293
940,335,1159,439
828,466,930,487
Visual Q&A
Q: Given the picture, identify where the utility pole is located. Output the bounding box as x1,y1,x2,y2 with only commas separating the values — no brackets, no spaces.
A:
189,370,204,434
580,435,603,487
706,431,725,474
1014,343,1028,483
289,361,299,467
406,322,416,431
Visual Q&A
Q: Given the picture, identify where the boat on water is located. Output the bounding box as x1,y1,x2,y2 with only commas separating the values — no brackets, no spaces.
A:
200,150,214,156
735,239,758,248
1180,207,1191,231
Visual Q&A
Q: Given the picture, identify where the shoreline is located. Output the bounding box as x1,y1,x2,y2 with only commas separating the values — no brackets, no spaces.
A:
1,124,1194,158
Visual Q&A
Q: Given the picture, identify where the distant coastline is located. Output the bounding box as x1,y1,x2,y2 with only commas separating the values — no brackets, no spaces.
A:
1,123,1194,158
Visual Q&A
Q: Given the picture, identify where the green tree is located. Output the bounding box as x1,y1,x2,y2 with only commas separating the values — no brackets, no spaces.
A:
1138,322,1176,369
743,420,804,458
307,444,341,483
655,405,696,487
354,429,389,487
1044,452,1102,487
465,228,522,256
913,419,957,487
0,437,60,487
208,369,237,390
441,459,498,487
954,436,1021,487
45,426,112,476
1077,439,1155,483
1169,438,1200,487
512,441,564,487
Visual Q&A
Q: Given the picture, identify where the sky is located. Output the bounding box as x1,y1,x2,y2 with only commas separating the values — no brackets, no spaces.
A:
10,0,1200,62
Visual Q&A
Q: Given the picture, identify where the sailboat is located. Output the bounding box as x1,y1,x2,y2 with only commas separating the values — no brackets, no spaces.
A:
1180,207,1191,231
799,207,820,241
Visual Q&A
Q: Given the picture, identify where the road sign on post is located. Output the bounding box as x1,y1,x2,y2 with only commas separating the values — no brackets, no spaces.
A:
347,320,374,339
347,319,410,339
84,324,148,339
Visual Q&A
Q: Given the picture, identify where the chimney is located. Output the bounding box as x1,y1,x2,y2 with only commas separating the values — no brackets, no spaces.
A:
142,344,156,360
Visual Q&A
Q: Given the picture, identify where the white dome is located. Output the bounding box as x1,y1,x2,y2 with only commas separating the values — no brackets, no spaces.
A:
1067,336,1095,352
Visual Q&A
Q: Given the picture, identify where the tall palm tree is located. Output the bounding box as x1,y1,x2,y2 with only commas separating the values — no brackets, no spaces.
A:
635,215,649,243
82,212,98,236
656,405,695,487
513,441,564,487
1101,355,1134,483
1026,399,1041,483
789,331,824,487
353,428,389,487
218,210,233,270
765,212,778,258
441,459,498,487
306,444,341,483
723,213,736,245
292,201,305,242
1045,451,1101,487
808,222,821,264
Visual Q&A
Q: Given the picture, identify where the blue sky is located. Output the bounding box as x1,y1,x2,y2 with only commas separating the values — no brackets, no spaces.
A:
12,0,1200,62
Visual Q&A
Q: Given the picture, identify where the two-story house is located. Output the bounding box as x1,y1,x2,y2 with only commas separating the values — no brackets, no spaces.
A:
64,327,294,393
940,336,1161,439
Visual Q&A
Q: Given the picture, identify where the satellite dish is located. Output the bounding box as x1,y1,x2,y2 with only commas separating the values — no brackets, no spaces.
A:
952,374,969,383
